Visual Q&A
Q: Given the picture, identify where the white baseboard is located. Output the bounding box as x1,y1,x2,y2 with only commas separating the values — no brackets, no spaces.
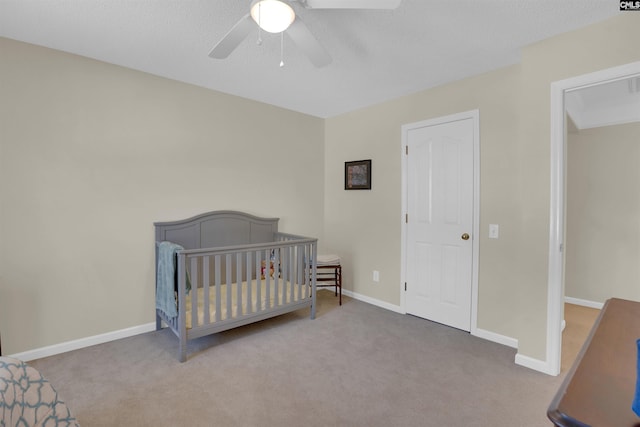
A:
8,323,157,362
340,290,520,350
564,296,604,309
10,289,399,362
472,328,518,349
7,291,569,376
340,288,404,314
515,353,557,376
341,288,556,376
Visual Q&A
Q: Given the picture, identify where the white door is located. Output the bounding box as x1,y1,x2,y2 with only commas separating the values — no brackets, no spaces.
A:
405,116,474,331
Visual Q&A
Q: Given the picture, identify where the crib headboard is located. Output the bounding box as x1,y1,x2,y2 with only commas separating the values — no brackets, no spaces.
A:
154,210,279,250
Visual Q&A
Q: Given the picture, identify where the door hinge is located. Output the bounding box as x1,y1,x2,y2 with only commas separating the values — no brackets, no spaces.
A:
404,282,407,291
405,213,408,223
405,145,408,155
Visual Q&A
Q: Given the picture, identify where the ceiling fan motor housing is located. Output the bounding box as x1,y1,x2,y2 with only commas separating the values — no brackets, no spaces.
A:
250,0,296,34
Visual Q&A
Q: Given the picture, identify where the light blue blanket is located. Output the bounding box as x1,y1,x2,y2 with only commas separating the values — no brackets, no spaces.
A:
156,241,184,318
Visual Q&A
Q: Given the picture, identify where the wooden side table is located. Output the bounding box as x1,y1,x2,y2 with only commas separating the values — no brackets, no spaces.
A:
316,264,342,305
547,298,640,426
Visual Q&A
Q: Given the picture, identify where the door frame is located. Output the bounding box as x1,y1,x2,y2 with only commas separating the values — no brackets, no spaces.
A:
547,61,640,376
400,109,480,334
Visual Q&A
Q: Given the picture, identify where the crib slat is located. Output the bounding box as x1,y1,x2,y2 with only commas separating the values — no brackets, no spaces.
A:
236,252,242,317
256,251,262,312
297,245,304,300
282,246,289,303
311,241,317,319
274,249,280,306
190,257,198,328
215,255,221,322
265,249,271,310
284,248,288,300
291,245,297,301
288,245,294,302
203,256,210,325
226,254,232,319
304,244,310,299
301,244,306,299
246,251,253,314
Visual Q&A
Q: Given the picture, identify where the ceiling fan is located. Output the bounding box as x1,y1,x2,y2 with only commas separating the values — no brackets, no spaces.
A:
208,0,402,68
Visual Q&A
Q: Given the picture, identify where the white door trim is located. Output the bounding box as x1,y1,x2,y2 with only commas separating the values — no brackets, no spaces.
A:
547,61,640,376
400,109,480,334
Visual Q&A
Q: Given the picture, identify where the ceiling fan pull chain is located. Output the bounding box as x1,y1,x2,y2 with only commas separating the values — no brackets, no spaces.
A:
280,32,284,67
257,2,263,45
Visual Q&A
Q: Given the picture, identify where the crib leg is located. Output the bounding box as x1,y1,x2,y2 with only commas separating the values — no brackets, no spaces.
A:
155,312,162,331
179,334,187,363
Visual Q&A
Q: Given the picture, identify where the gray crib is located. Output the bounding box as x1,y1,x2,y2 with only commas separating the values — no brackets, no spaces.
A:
154,210,317,362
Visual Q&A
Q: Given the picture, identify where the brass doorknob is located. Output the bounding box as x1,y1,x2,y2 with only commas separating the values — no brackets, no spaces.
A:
461,233,470,241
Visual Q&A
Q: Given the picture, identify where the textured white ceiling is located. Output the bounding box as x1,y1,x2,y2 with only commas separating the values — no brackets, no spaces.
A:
0,0,622,118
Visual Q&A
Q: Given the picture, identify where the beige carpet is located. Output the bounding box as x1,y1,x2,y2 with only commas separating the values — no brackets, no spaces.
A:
30,291,564,427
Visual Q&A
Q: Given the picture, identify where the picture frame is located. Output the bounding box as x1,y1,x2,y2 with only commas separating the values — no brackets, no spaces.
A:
344,159,372,190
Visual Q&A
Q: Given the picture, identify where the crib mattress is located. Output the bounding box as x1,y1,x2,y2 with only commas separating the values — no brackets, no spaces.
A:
185,279,308,329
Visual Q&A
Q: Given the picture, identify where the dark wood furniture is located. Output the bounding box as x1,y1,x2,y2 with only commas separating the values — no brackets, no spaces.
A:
547,298,640,426
316,264,342,305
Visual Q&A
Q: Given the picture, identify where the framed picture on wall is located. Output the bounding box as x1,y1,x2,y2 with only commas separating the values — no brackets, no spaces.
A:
344,159,372,190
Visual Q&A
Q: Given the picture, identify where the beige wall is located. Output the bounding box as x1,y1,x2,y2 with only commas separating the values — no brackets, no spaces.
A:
324,65,522,343
2,13,639,365
565,122,640,303
0,38,325,354
515,13,640,358
325,13,640,362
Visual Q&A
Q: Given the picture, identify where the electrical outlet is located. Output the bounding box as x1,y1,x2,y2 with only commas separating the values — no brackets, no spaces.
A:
373,270,380,282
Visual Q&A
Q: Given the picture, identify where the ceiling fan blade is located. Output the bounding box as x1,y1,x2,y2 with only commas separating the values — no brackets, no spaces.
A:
286,18,332,68
303,0,401,9
208,14,254,59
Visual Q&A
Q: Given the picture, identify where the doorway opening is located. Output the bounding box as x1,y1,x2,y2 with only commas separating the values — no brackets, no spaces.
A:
547,61,640,376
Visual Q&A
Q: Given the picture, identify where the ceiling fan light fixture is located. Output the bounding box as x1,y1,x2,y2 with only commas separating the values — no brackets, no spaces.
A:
250,0,295,34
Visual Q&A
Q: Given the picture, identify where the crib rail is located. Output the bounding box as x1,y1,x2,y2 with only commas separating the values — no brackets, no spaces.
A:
171,233,316,361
